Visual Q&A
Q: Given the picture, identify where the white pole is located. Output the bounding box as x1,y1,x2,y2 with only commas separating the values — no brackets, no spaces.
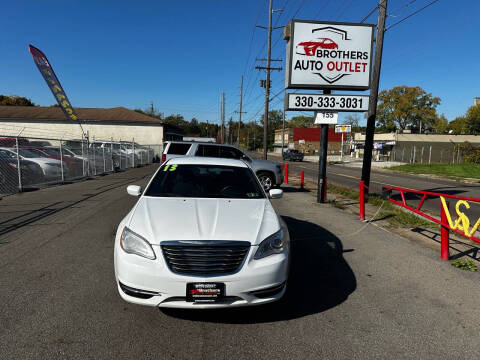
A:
341,133,344,161
60,140,64,182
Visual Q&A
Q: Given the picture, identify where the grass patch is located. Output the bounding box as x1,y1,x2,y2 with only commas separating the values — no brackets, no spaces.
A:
326,183,437,229
389,163,480,180
327,183,359,200
451,258,478,271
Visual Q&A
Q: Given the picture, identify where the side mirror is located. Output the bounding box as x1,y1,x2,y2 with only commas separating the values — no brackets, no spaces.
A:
127,185,142,197
269,189,283,199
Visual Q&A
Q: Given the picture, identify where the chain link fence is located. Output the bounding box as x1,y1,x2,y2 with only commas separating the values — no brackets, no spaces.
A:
0,135,162,196
390,144,463,164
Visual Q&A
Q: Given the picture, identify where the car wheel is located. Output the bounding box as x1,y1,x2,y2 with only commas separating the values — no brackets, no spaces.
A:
257,172,274,191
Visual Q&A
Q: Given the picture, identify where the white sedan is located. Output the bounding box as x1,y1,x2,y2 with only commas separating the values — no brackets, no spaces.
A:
114,157,290,308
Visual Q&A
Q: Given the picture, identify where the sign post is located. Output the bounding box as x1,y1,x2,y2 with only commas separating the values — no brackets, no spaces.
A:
335,124,352,160
284,20,373,203
317,90,331,203
361,0,388,195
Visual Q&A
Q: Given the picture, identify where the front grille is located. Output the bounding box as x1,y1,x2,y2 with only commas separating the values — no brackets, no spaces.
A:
161,241,250,275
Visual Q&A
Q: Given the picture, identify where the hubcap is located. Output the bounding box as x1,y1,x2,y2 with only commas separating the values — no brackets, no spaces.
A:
259,175,272,190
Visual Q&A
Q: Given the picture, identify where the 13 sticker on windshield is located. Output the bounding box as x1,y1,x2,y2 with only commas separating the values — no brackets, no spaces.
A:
163,164,178,172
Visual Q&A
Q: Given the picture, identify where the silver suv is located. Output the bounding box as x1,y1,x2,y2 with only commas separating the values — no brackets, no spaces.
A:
162,141,283,191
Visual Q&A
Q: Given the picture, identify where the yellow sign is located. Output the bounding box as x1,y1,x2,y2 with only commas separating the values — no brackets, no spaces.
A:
440,196,480,238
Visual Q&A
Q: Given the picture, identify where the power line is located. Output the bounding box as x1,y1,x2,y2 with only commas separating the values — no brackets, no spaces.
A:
386,0,440,31
360,4,378,23
388,0,417,17
313,0,333,19
334,0,355,21
243,0,268,77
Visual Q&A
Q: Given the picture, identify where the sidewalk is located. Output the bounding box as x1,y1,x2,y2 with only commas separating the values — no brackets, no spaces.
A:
264,151,403,167
270,188,479,358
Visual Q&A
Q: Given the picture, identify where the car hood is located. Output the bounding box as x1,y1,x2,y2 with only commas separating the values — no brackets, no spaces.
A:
127,197,280,246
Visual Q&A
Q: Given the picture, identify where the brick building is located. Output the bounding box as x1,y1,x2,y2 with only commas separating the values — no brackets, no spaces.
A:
274,127,346,154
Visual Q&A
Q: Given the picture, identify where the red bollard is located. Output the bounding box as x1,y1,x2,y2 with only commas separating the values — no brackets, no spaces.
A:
300,170,304,190
284,164,288,184
359,180,365,221
440,201,450,260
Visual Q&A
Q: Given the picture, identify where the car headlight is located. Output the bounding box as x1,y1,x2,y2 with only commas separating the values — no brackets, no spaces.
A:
120,227,156,260
254,229,284,260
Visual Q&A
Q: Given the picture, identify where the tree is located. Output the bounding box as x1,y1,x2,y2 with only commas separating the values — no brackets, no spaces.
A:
261,110,283,129
288,115,313,128
0,95,36,106
186,118,201,135
449,116,467,135
260,110,284,148
376,86,440,132
465,104,480,134
432,113,448,134
343,114,360,127
164,114,187,128
134,102,163,120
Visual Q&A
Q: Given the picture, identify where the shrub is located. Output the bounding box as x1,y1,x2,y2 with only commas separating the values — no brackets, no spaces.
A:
455,142,480,164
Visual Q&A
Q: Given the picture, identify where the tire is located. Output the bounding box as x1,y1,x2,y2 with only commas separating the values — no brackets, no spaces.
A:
257,171,274,192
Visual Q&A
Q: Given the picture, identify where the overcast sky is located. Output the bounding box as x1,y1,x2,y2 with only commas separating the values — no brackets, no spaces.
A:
1,0,478,125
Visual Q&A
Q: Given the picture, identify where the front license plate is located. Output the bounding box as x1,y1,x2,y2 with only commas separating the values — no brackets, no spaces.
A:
186,283,225,302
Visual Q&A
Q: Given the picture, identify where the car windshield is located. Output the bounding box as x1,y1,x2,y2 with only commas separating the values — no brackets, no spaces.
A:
0,149,15,159
18,149,42,158
67,147,82,155
29,149,50,157
145,164,265,199
42,148,61,157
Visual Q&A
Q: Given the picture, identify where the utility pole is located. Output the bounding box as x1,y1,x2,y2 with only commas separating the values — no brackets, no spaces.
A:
253,120,256,151
317,90,330,203
263,0,273,160
220,93,225,143
281,89,286,154
361,0,387,195
234,76,246,147
255,0,282,159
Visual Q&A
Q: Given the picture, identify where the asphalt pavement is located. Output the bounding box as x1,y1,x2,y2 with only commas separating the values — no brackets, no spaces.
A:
0,164,479,359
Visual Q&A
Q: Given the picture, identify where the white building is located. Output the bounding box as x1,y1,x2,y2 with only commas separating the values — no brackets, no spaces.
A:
0,106,183,144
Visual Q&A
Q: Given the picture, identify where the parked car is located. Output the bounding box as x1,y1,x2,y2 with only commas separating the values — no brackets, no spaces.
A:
0,137,30,147
0,149,44,193
42,146,84,177
162,141,284,191
118,141,149,164
114,156,290,308
282,149,304,162
0,147,64,181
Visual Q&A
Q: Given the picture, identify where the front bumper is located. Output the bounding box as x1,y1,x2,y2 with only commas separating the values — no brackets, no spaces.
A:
114,243,289,309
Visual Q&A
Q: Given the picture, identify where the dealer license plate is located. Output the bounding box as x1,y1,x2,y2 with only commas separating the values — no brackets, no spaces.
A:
186,283,225,302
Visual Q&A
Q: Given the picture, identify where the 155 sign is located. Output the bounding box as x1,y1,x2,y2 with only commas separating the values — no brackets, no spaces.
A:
285,93,369,112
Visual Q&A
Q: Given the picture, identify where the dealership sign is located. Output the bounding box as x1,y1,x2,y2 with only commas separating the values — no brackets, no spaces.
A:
314,112,338,125
285,20,374,90
286,93,369,112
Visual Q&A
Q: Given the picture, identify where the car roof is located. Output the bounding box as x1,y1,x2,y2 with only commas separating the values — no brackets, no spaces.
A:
166,141,238,148
166,156,248,168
